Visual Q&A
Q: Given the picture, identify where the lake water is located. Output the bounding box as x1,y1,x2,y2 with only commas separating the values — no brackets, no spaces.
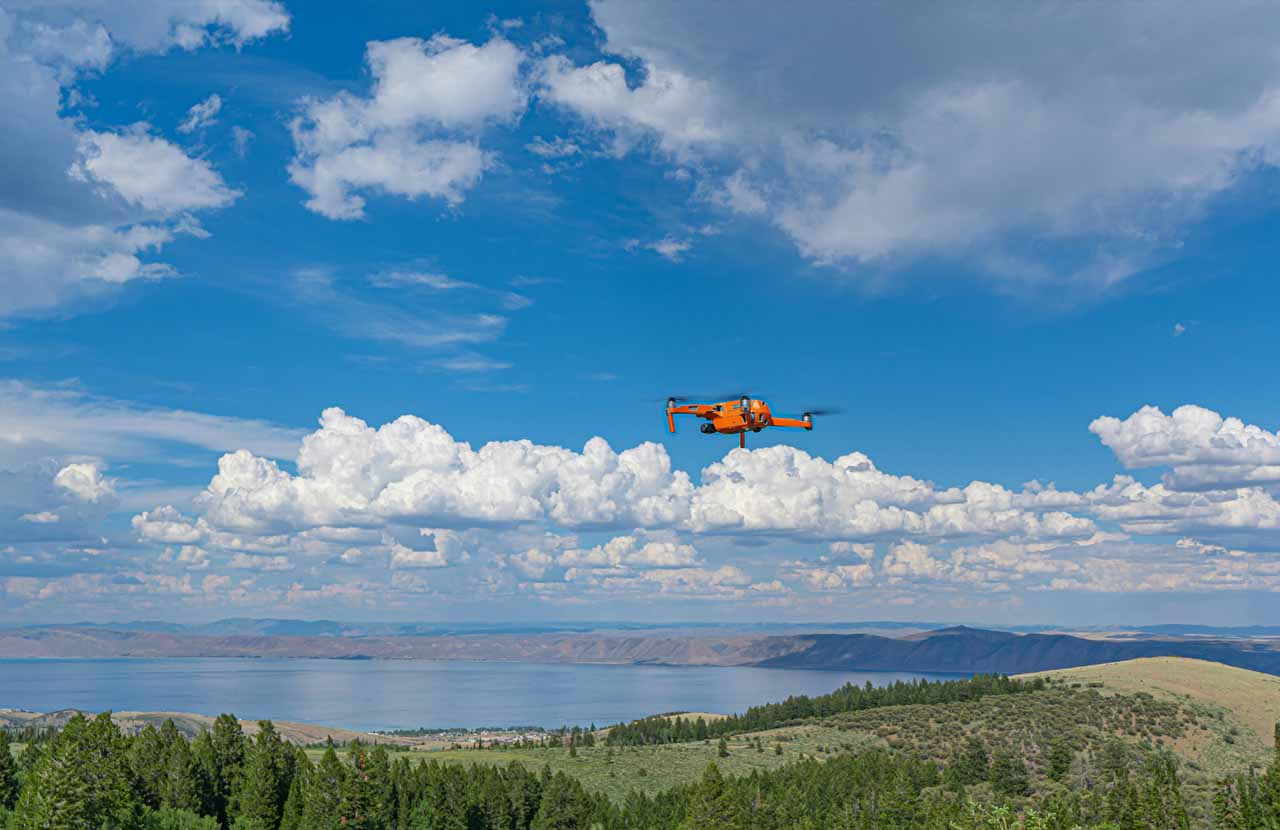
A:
0,658,954,732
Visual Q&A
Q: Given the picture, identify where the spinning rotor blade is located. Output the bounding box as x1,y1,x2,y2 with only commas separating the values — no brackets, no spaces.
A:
800,406,845,416
659,392,759,404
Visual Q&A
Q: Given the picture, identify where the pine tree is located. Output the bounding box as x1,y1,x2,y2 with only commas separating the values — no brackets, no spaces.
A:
301,743,345,830
205,714,247,827
160,720,202,813
0,729,18,809
235,721,294,830
681,763,743,829
717,738,729,758
1046,739,1073,782
990,749,1031,797
130,722,167,809
278,752,309,830
13,712,140,830
531,771,594,830
340,740,378,830
954,736,989,785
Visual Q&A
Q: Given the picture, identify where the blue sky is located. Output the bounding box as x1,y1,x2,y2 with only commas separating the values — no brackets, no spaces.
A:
4,0,1280,625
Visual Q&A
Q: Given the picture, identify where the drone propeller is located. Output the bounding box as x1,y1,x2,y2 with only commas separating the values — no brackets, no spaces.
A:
801,406,845,417
660,392,758,404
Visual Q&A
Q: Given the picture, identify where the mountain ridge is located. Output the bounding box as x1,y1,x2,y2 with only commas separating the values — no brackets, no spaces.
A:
759,629,1280,674
3,623,1280,675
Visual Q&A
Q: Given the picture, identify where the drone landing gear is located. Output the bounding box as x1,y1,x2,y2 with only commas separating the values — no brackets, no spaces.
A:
740,432,745,449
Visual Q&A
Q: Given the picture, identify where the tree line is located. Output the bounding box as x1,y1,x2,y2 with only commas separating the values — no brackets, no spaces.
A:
604,673,1044,747
0,695,1277,828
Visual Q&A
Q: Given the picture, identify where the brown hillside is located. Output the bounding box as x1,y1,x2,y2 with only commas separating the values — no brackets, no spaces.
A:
1020,656,1280,747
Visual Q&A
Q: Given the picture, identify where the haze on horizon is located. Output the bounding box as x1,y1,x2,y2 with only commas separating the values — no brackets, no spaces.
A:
3,0,1280,627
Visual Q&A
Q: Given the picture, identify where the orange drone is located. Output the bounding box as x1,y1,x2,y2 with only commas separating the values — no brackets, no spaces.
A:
665,395,837,447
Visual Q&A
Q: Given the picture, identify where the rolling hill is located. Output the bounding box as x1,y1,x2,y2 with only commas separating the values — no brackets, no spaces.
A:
431,656,1280,821
758,625,1280,674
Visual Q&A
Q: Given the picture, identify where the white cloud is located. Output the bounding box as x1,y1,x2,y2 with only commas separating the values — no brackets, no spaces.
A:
108,400,1280,610
192,406,694,534
178,93,222,133
16,0,289,52
370,270,475,290
18,511,60,524
544,1,1280,290
639,564,752,596
173,545,210,570
231,125,254,158
0,2,280,319
288,35,526,219
509,547,556,579
389,529,468,569
70,126,240,214
19,17,113,75
430,353,512,373
647,236,691,262
228,553,292,571
539,55,726,158
0,209,190,316
557,534,699,570
292,266,509,351
0,380,304,465
1092,404,1280,490
133,505,209,544
688,446,1092,542
828,541,875,561
787,562,874,591
882,541,948,579
288,136,489,220
53,462,113,502
526,136,580,158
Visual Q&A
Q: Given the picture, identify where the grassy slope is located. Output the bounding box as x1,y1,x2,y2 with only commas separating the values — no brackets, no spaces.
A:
1021,656,1280,749
426,728,875,803
427,657,1277,822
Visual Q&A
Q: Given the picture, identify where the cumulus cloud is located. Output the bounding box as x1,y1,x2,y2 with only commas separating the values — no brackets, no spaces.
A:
786,561,874,592
190,407,693,534
388,529,469,569
0,2,281,319
539,55,727,158
99,400,1280,612
288,35,526,219
53,462,114,502
1092,404,1280,490
688,446,1093,542
557,534,700,570
228,553,292,571
70,126,240,213
544,0,1280,290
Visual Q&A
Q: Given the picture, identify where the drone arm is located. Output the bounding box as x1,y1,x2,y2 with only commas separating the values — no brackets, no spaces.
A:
770,416,813,430
665,404,708,433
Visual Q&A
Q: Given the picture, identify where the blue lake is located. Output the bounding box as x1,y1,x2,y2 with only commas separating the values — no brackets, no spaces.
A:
0,658,955,732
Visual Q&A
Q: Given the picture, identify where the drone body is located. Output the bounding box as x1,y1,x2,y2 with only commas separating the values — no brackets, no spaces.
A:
665,395,816,448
